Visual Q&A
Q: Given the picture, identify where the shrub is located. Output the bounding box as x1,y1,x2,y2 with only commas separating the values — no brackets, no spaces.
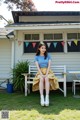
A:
12,61,29,92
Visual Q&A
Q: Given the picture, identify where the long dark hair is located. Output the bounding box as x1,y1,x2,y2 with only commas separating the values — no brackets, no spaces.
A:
36,42,48,59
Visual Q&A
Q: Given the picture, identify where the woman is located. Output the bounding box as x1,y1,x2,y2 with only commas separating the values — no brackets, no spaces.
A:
32,42,59,106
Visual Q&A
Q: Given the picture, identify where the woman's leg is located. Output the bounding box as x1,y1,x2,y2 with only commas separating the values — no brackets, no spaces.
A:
39,77,45,95
44,77,50,106
45,77,49,95
39,77,45,106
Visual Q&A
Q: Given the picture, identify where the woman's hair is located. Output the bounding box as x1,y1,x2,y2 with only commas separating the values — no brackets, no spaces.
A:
36,42,48,59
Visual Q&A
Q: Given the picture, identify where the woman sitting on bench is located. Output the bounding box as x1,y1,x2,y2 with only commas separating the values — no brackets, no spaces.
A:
32,42,59,106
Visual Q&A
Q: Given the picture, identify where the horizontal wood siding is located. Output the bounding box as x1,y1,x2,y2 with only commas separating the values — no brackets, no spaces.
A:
0,39,11,79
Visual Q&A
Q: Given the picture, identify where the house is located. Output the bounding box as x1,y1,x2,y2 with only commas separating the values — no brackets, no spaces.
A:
0,11,80,86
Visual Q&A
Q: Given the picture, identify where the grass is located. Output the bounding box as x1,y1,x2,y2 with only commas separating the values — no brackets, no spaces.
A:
0,90,80,120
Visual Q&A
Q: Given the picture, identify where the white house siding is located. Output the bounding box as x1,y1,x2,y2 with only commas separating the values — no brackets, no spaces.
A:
0,39,12,79
14,29,80,82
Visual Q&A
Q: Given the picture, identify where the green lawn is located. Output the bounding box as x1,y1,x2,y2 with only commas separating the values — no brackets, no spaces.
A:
0,90,80,120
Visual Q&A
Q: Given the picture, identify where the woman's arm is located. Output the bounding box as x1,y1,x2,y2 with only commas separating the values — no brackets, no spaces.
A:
45,60,51,76
35,61,43,76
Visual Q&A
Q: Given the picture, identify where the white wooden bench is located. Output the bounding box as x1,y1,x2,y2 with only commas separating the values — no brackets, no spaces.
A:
22,65,67,97
69,71,80,95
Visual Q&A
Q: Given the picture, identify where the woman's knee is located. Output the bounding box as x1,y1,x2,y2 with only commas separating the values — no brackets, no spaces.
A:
45,77,49,82
40,77,44,82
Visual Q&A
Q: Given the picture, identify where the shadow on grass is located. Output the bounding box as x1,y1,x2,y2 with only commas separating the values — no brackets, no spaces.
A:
0,90,80,115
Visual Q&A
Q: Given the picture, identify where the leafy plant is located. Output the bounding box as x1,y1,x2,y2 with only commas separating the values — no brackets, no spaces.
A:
12,61,29,92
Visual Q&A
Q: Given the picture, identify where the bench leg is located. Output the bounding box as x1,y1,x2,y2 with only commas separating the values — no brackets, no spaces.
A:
25,76,27,96
72,82,74,93
64,81,67,97
73,81,76,95
28,84,30,94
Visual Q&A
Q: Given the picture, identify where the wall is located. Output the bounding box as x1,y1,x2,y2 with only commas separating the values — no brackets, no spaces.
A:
0,39,12,78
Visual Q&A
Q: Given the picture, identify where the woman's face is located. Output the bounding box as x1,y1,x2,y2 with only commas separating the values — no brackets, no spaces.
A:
39,45,46,54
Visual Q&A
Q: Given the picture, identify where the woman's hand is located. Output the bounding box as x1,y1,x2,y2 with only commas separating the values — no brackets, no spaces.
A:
40,73,45,78
39,72,46,78
44,73,48,78
40,73,48,79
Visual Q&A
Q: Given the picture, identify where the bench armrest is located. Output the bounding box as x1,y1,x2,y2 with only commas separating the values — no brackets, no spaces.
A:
22,73,30,76
22,73,34,77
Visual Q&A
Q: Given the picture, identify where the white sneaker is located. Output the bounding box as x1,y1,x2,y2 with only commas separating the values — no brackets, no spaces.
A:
40,95,44,106
45,95,49,106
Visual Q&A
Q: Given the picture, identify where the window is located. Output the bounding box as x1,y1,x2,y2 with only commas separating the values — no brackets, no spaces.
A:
25,34,31,40
43,33,63,52
32,34,39,40
25,34,39,40
78,33,80,39
44,34,53,40
24,42,40,53
24,34,39,53
44,33,63,40
67,33,80,52
44,41,64,52
67,33,77,39
54,33,62,39
67,41,80,52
